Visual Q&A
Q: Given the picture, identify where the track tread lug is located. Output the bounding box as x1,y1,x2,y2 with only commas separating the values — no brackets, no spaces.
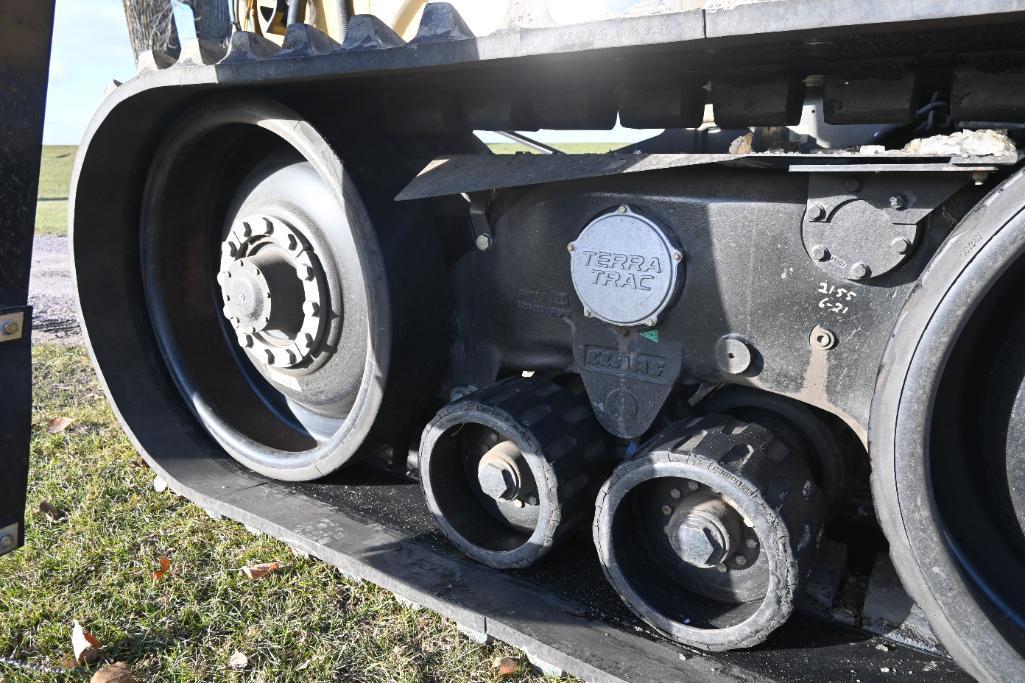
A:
220,30,281,64
340,15,406,50
411,2,475,44
279,24,341,57
176,38,227,66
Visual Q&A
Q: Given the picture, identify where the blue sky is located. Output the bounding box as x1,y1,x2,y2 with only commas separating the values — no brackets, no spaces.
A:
44,1,137,144
44,0,655,145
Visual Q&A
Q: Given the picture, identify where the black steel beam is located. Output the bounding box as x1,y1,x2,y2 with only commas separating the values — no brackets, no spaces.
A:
0,0,54,555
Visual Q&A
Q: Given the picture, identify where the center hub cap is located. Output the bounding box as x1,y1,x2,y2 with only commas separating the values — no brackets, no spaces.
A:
218,214,326,368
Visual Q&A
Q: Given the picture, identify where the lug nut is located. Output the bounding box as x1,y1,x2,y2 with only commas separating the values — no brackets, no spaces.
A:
810,244,830,262
889,193,908,210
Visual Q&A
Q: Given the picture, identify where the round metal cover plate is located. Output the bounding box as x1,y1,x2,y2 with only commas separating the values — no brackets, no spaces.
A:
569,207,681,326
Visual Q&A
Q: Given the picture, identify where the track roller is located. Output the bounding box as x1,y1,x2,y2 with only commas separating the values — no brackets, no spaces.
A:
419,377,612,569
594,415,825,650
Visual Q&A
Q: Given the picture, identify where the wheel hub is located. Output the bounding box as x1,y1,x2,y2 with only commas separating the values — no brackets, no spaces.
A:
218,214,326,368
667,492,743,569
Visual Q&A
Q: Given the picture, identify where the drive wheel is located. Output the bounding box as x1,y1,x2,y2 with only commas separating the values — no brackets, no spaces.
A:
873,169,1025,680
140,95,390,481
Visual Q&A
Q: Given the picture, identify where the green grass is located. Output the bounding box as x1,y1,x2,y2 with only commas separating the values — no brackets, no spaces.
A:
33,141,628,236
35,146,76,237
0,345,561,682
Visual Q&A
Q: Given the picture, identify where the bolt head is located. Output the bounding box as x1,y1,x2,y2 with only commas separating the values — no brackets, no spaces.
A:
566,242,575,253
890,237,911,255
809,204,827,222
475,234,492,252
617,205,629,214
810,244,829,262
478,463,517,500
672,251,683,262
673,518,730,568
889,193,907,210
848,262,870,280
1,320,19,336
0,534,14,550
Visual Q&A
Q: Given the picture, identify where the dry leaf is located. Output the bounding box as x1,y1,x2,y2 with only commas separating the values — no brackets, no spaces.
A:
240,561,280,580
39,501,68,522
72,620,102,665
493,656,519,677
48,417,72,434
151,556,170,581
228,651,248,670
91,661,136,683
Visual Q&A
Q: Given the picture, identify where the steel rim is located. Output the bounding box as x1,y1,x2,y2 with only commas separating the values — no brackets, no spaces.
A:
139,96,389,481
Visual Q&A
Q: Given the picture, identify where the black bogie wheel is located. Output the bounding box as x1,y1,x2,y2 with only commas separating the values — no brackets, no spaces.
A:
419,376,613,569
695,385,849,516
594,415,825,651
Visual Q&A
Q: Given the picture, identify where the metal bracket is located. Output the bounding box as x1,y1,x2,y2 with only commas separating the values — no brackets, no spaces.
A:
0,522,19,556
469,192,494,252
0,310,25,342
802,174,967,281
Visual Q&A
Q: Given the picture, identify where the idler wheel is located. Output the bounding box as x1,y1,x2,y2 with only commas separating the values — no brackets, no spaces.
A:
419,377,612,569
594,415,825,650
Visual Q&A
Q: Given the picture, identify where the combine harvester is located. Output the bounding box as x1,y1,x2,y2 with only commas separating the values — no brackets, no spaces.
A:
68,1,1025,679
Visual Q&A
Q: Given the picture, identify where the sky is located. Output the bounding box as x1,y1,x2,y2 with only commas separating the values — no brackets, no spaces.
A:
43,0,656,145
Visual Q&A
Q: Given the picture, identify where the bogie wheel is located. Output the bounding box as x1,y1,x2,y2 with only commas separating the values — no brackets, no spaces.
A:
873,168,1025,680
134,95,427,481
594,415,825,651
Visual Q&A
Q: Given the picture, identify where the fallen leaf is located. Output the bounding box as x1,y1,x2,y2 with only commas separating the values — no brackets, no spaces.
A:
228,651,248,670
48,417,73,434
493,656,519,677
39,501,68,522
72,620,102,665
240,561,280,580
91,661,135,683
151,556,170,582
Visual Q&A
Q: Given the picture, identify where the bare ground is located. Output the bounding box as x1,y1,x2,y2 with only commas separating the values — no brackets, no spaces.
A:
29,234,81,345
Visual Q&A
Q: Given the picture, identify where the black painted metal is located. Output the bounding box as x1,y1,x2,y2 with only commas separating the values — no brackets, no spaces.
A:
0,0,53,553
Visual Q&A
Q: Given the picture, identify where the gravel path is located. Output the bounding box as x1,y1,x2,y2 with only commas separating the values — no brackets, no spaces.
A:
29,234,82,345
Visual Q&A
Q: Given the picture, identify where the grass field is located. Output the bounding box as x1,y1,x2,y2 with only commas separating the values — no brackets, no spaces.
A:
0,346,558,681
34,142,628,236
35,146,76,236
